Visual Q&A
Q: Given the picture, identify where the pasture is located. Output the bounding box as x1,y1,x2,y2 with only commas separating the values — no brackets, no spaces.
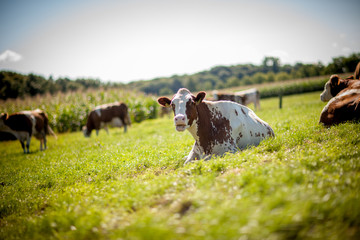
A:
0,91,359,239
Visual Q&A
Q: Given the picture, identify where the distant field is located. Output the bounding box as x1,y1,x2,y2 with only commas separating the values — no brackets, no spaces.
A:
1,92,359,239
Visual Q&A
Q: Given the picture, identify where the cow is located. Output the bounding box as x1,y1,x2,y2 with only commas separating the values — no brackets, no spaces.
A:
213,88,260,110
320,74,360,102
158,88,274,164
319,74,360,126
0,109,56,153
83,102,131,137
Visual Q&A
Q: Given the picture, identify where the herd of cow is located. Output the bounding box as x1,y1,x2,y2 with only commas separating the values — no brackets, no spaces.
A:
1,62,359,162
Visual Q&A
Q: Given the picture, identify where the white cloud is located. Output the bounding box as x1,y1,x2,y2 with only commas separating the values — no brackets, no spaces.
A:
0,50,23,62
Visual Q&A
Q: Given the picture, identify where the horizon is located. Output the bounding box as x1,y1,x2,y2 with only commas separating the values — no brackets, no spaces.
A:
1,0,360,83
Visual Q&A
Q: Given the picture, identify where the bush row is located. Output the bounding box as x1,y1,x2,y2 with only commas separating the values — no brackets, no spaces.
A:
259,78,327,99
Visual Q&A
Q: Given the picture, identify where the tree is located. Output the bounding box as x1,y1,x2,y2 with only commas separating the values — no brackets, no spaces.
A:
262,57,280,73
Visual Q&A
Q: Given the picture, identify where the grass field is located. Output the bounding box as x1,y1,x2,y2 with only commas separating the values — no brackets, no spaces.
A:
1,92,359,239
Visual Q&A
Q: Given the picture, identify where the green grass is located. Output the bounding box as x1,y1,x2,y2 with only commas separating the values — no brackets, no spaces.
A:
1,92,359,239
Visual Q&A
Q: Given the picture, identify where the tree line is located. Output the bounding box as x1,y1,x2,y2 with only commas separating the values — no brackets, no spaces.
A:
1,52,359,100
0,73,125,100
127,53,360,95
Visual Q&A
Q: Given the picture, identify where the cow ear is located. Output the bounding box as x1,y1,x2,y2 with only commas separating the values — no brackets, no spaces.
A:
158,97,172,107
330,75,340,86
194,91,206,104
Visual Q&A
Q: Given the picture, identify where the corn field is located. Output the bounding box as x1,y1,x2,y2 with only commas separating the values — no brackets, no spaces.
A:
0,88,158,133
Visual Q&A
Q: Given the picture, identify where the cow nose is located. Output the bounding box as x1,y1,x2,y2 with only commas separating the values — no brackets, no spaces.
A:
174,114,186,124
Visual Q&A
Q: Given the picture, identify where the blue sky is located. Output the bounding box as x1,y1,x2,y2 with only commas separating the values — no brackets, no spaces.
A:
1,0,360,83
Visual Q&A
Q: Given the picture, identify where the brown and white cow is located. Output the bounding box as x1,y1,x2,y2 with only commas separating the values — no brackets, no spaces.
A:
319,74,360,126
0,109,56,153
320,75,360,102
213,88,260,110
158,88,274,164
83,102,131,137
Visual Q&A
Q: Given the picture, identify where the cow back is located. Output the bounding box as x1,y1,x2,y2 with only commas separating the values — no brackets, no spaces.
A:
5,113,33,134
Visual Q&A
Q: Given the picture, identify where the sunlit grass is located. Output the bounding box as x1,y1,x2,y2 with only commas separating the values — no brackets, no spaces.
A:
1,92,359,239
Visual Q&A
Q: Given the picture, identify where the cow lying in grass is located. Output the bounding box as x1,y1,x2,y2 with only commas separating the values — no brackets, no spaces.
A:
0,109,56,153
83,102,131,137
158,88,274,164
319,62,360,126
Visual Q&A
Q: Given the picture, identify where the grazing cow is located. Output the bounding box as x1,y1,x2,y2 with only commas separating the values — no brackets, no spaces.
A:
0,109,56,153
213,88,260,110
319,74,360,126
158,88,274,164
83,102,131,137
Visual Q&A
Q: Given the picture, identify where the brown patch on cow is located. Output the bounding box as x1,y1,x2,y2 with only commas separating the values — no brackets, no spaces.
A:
235,110,238,116
241,108,246,115
328,75,360,97
250,131,253,137
195,103,233,154
255,132,261,137
3,113,33,134
186,99,198,127
266,126,274,137
236,132,243,146
320,90,360,126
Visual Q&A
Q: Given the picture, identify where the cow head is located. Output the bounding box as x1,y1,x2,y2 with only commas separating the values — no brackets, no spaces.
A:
82,126,91,137
320,75,340,102
158,88,206,132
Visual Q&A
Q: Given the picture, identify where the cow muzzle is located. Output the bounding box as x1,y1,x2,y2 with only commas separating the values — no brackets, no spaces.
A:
174,114,187,132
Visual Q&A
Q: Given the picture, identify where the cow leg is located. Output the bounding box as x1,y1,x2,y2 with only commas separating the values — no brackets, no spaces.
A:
184,142,202,164
26,136,31,153
96,129,100,136
20,141,26,154
44,135,47,150
104,125,109,135
124,124,127,133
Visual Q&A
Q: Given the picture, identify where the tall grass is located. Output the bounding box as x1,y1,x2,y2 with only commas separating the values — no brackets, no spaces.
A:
0,92,359,239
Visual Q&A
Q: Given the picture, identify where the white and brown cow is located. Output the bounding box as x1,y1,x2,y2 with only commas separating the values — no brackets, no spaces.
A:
319,74,360,126
320,75,360,102
213,88,260,110
158,88,274,164
0,109,56,153
83,102,131,137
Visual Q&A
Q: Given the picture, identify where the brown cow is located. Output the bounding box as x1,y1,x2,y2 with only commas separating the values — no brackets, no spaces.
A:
0,109,56,153
83,102,131,137
319,68,360,126
320,75,360,102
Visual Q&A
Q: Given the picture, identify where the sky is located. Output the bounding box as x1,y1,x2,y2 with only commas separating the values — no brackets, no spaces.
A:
1,0,360,83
